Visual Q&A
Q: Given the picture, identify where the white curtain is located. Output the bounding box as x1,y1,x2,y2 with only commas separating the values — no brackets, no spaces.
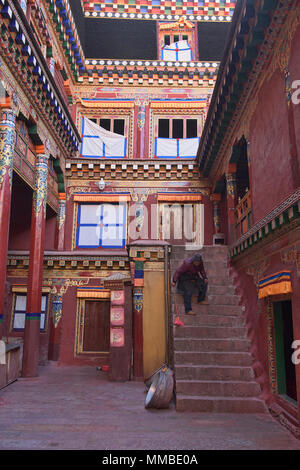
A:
155,137,200,158
162,40,192,62
81,117,127,158
77,203,126,248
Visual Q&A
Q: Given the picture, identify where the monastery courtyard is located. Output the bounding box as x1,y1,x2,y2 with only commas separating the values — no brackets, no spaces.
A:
0,362,300,451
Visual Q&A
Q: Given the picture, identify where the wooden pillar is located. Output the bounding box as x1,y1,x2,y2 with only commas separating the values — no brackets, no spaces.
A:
48,294,63,361
226,163,237,245
133,286,144,378
55,192,66,250
211,193,222,234
134,101,149,159
0,103,16,338
131,256,144,379
22,147,49,377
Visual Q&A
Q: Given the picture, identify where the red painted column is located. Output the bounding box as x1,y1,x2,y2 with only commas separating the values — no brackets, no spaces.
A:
55,192,66,250
22,147,49,377
134,101,149,159
211,193,222,235
0,103,16,338
226,163,237,245
133,286,144,379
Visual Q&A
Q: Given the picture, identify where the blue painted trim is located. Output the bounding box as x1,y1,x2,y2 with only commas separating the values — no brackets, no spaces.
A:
76,204,81,248
76,202,127,249
81,98,134,102
152,99,206,102
155,137,200,158
80,116,85,156
81,121,127,158
258,272,292,286
78,287,106,290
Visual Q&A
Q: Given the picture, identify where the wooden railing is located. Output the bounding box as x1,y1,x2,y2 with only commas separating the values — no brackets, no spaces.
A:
235,189,252,239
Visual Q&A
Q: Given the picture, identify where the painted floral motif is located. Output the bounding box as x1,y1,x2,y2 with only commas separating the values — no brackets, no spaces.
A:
111,290,125,305
52,295,63,328
110,306,125,326
213,201,221,233
33,155,49,214
130,189,151,233
58,199,66,229
137,105,146,130
226,173,236,197
110,327,125,347
133,288,143,312
0,112,16,189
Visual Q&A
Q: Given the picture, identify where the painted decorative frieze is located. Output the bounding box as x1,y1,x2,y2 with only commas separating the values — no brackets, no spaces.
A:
0,108,16,189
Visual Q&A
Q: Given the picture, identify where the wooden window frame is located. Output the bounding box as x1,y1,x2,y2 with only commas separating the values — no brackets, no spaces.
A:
81,111,134,158
157,117,199,139
158,201,204,246
73,201,129,250
11,291,49,332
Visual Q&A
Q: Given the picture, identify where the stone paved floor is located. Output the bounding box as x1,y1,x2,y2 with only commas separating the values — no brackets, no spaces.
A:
0,362,300,451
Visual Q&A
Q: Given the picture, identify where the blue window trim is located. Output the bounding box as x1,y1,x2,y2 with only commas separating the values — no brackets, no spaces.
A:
80,117,127,158
76,202,127,249
162,42,193,61
154,137,200,158
12,293,48,332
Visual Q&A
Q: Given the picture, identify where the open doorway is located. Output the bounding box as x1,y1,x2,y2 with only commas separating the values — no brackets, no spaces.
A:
273,300,297,403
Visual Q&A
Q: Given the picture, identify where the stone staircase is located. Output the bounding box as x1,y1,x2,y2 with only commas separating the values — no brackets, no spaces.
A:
170,245,267,413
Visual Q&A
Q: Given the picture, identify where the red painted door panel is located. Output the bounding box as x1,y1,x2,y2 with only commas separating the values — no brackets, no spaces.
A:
83,300,110,352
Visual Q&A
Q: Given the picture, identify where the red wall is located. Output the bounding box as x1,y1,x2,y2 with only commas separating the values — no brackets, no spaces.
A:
230,238,300,423
44,208,57,251
249,69,292,224
9,180,32,250
289,22,300,172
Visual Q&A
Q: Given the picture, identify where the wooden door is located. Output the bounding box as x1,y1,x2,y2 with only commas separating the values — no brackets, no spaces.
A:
83,300,110,352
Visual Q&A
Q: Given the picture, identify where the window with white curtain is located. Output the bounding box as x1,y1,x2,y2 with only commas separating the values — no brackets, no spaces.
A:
76,203,127,249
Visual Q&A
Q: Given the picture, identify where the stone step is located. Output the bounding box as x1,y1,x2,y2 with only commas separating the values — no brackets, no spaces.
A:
207,285,236,295
174,351,253,367
170,246,228,255
170,258,228,269
170,276,233,286
176,380,261,397
176,396,266,413
171,245,263,413
170,266,230,278
170,252,229,262
175,365,254,381
174,325,247,339
172,313,245,327
171,244,228,249
207,294,240,306
171,302,243,316
174,338,251,352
